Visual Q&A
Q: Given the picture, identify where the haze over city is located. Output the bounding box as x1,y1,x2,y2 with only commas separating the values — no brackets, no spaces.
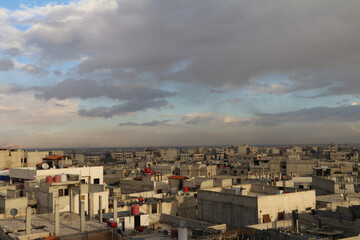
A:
1,0,360,148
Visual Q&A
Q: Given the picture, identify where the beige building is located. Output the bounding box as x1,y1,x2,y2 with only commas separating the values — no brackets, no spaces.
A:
111,152,134,162
0,149,49,168
312,174,360,195
180,164,217,178
159,148,179,161
198,184,316,228
10,166,104,184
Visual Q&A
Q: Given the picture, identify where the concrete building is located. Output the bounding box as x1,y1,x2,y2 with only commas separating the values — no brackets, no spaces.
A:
111,152,134,162
198,184,316,229
10,166,104,184
180,164,217,178
192,154,204,162
0,149,49,169
312,174,360,195
119,175,168,194
236,144,249,155
159,148,179,161
283,159,316,177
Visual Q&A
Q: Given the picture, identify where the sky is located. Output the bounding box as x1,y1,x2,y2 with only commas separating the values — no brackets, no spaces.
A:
0,0,360,148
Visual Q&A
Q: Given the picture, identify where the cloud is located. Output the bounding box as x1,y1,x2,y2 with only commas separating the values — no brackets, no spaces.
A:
182,112,250,126
2,79,175,118
350,125,360,134
220,98,245,104
4,48,21,56
0,58,14,71
119,119,171,127
21,64,47,74
33,79,176,101
0,88,79,126
53,70,62,75
211,89,229,94
251,83,289,95
79,99,171,118
4,0,356,96
255,105,360,126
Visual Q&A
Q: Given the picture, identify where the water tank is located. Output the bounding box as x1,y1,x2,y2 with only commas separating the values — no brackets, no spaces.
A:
46,176,53,183
144,168,151,173
60,173,67,182
183,187,188,192
54,175,61,183
178,228,188,240
131,204,140,215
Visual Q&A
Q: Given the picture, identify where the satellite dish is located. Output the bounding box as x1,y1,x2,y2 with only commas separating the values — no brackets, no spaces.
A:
42,163,49,169
10,208,18,217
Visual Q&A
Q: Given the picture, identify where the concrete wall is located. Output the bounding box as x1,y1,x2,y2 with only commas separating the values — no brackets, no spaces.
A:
198,190,258,228
257,190,316,223
286,160,315,176
177,196,197,219
0,197,27,218
312,176,335,195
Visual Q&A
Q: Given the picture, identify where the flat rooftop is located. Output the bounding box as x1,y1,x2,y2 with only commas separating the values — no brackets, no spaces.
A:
316,194,360,203
0,212,107,239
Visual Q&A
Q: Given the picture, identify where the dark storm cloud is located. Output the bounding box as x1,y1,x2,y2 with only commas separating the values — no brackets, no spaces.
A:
79,99,171,118
0,58,14,71
119,120,171,127
22,0,360,96
255,105,360,126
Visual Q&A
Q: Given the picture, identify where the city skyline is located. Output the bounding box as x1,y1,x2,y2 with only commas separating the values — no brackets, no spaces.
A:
1,0,360,148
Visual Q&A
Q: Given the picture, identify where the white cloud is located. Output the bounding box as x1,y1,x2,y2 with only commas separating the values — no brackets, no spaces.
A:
182,112,250,126
0,89,80,126
251,83,289,95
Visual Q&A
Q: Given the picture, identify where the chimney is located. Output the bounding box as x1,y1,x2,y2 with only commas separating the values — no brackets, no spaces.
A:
54,197,60,236
113,198,117,223
99,195,103,223
25,206,31,235
80,200,85,232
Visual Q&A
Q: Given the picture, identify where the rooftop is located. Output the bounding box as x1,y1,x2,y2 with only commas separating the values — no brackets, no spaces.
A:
0,212,107,239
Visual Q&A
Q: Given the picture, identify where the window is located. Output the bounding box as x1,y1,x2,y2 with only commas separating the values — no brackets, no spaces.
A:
94,178,100,184
24,158,27,163
263,214,271,223
59,189,64,197
306,207,312,211
340,184,346,189
278,212,284,220
152,203,157,213
64,189,69,196
80,179,86,184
